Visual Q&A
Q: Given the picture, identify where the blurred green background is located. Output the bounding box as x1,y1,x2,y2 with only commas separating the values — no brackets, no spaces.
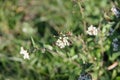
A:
0,0,120,80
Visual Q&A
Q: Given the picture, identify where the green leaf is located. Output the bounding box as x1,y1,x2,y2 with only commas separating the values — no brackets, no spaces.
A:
115,77,120,80
31,37,36,48
109,52,120,61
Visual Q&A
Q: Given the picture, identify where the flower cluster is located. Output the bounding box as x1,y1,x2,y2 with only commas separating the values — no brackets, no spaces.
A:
78,72,92,80
55,35,70,48
108,28,114,36
111,6,120,18
20,47,30,59
86,25,98,36
112,38,119,51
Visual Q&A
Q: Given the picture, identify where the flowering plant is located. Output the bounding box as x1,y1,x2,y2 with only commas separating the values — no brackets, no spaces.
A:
0,0,120,80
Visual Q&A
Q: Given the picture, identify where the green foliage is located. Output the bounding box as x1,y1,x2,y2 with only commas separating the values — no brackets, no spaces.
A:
0,0,120,80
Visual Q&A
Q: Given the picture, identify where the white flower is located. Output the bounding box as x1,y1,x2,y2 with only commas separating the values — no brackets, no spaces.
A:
56,39,65,48
86,25,98,36
112,38,119,51
23,53,30,59
55,36,70,48
111,6,120,17
62,37,70,46
78,73,92,80
112,42,118,51
108,28,114,36
20,47,30,59
20,47,26,54
113,38,118,42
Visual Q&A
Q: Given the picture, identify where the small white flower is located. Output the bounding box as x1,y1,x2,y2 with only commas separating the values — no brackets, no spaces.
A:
108,28,114,36
20,47,26,54
86,25,98,36
62,37,70,46
55,36,70,48
112,42,118,51
23,53,30,59
20,47,30,59
56,39,65,48
113,38,118,42
112,38,119,51
78,73,92,80
111,6,120,17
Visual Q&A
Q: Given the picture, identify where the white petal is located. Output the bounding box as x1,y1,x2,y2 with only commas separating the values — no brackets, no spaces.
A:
20,47,26,54
23,53,30,59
